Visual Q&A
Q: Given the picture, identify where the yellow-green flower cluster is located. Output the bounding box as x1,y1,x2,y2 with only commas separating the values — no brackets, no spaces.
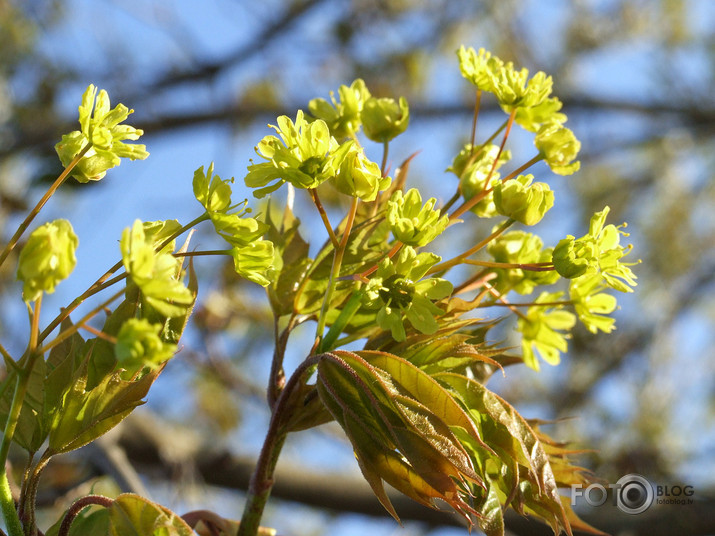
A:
518,291,576,370
569,275,618,334
360,96,410,143
458,46,560,122
534,120,581,175
115,318,177,372
309,78,371,140
363,247,452,341
55,84,149,182
308,78,410,144
458,46,580,175
553,206,637,293
245,111,340,197
16,219,78,302
120,220,195,318
245,105,391,203
194,164,274,286
386,189,448,246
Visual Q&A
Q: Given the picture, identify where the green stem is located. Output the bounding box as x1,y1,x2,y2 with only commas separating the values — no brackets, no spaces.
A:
0,294,43,470
0,471,22,536
38,265,123,345
36,288,124,354
315,197,359,345
427,218,515,275
317,286,364,353
0,144,91,270
20,451,51,536
267,315,297,409
0,361,35,470
461,117,508,174
0,344,44,534
380,141,389,177
237,355,321,536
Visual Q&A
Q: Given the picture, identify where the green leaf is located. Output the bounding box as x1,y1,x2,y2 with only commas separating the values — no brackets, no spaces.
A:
265,202,311,317
435,372,571,534
0,355,47,453
360,351,489,450
478,477,506,536
390,331,503,376
48,367,161,454
560,498,609,536
284,383,334,433
163,255,198,345
108,494,194,536
316,351,487,526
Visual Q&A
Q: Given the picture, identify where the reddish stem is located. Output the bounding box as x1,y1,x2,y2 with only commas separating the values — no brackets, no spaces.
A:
58,495,114,536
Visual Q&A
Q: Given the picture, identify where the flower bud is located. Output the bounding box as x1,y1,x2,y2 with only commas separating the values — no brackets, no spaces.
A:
552,236,591,279
17,219,78,302
494,174,554,225
360,96,409,142
534,120,580,175
332,141,389,201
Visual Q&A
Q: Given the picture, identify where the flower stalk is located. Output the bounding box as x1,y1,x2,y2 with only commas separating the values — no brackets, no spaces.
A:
0,144,91,270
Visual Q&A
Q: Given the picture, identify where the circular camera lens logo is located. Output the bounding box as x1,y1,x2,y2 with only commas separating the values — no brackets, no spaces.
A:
616,474,654,514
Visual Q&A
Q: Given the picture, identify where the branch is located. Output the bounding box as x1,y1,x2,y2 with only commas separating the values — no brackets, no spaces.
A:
132,0,330,94
4,97,714,160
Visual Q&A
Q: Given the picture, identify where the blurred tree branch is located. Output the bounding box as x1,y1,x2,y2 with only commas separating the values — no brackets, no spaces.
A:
3,97,714,160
